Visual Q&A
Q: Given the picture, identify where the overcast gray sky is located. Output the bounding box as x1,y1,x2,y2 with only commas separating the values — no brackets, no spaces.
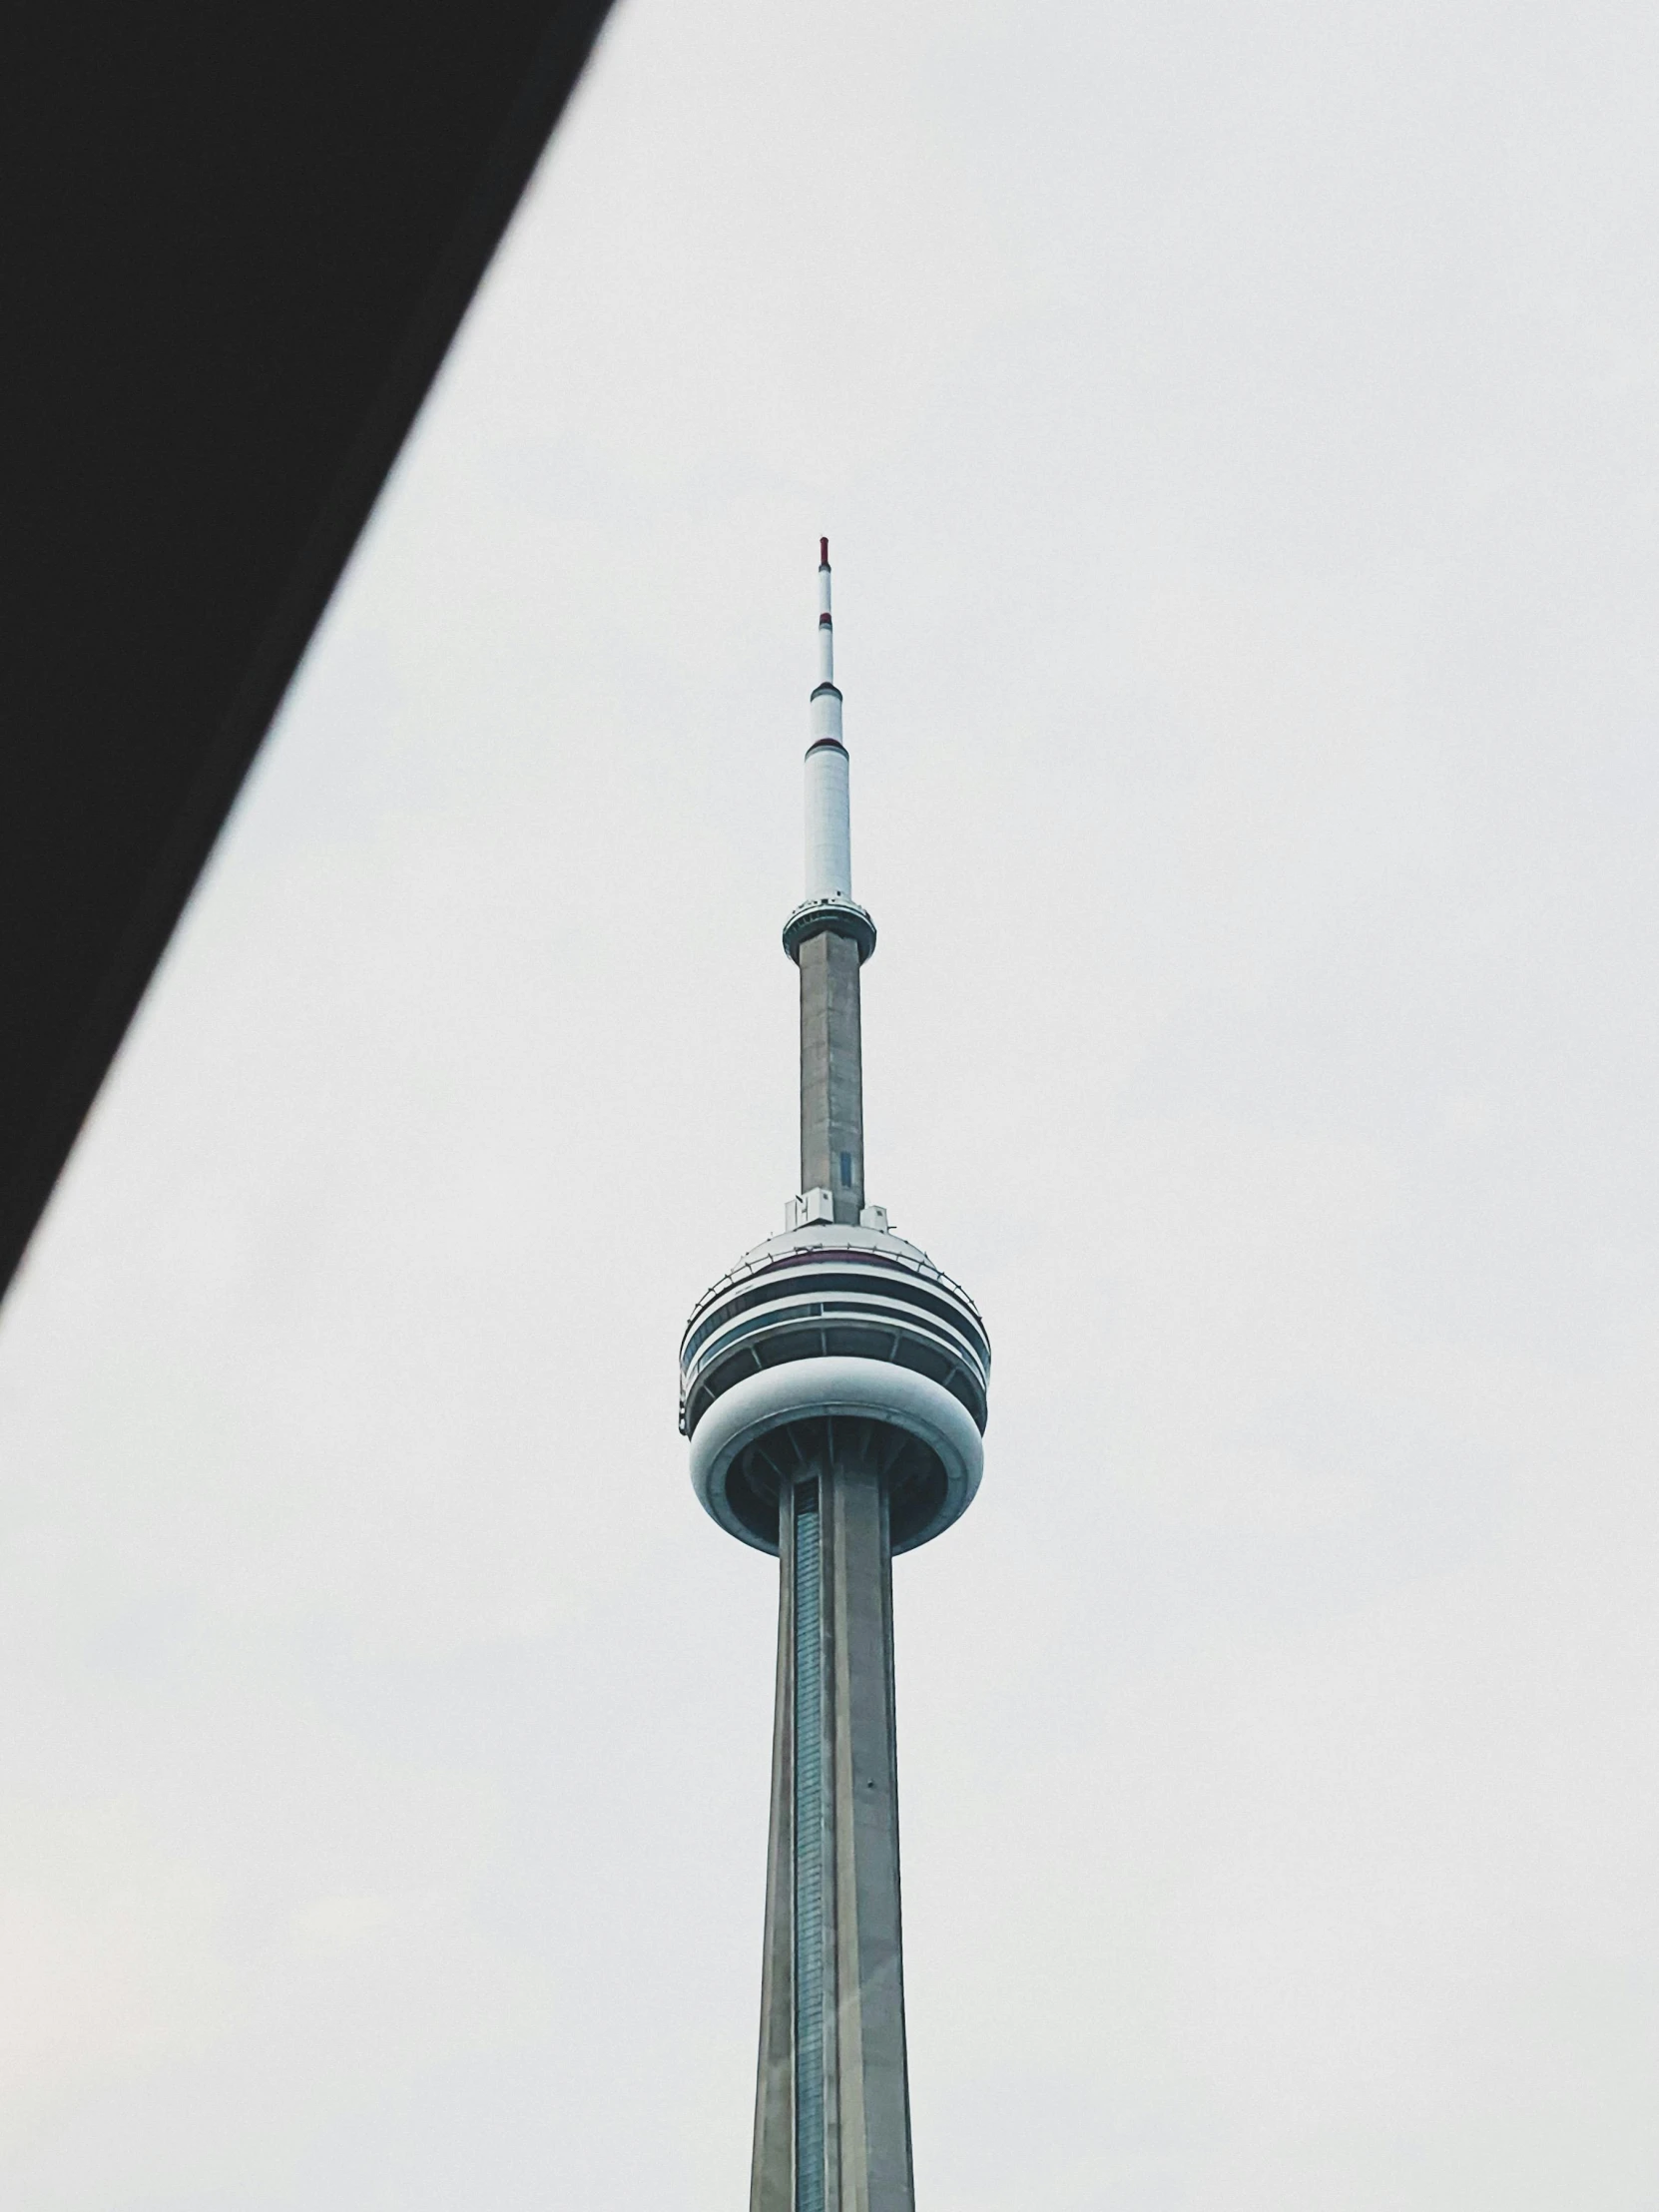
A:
4,0,1659,2204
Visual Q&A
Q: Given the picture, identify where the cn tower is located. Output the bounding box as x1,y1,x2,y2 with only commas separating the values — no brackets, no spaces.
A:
680,542,991,2212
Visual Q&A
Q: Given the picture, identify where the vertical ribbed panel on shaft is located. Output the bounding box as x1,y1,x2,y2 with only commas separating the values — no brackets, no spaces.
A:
794,1485,825,2212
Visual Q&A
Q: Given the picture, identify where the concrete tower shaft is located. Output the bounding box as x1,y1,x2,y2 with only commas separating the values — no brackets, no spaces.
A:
752,1462,911,2212
680,543,988,2212
799,930,864,1224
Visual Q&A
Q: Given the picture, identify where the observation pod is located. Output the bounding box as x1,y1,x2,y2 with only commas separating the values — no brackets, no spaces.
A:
679,542,989,2212
680,1222,988,1555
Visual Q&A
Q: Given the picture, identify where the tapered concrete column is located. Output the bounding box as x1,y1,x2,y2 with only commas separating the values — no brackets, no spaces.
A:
751,1446,915,2212
799,929,865,1225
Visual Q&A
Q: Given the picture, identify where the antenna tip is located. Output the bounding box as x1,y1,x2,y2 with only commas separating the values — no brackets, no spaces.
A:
820,537,830,567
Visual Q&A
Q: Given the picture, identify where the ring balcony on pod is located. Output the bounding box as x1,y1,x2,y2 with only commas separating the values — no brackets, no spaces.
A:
782,895,876,966
679,1221,990,1555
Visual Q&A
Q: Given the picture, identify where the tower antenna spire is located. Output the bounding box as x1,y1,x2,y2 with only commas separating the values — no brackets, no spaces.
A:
794,533,867,1212
817,536,833,688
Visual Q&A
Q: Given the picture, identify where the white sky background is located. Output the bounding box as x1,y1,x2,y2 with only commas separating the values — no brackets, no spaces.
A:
3,0,1659,2203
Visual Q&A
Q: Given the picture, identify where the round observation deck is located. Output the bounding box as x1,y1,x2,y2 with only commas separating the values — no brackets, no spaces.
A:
782,895,876,965
679,1223,989,1555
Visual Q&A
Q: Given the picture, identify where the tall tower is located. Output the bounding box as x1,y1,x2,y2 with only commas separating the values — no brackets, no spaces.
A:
680,543,991,2212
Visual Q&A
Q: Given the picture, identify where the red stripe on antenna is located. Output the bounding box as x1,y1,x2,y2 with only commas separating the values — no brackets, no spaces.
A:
820,537,830,566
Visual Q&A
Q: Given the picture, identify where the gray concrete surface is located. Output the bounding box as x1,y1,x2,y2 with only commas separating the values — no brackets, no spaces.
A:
751,1452,915,2212
799,929,865,1226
